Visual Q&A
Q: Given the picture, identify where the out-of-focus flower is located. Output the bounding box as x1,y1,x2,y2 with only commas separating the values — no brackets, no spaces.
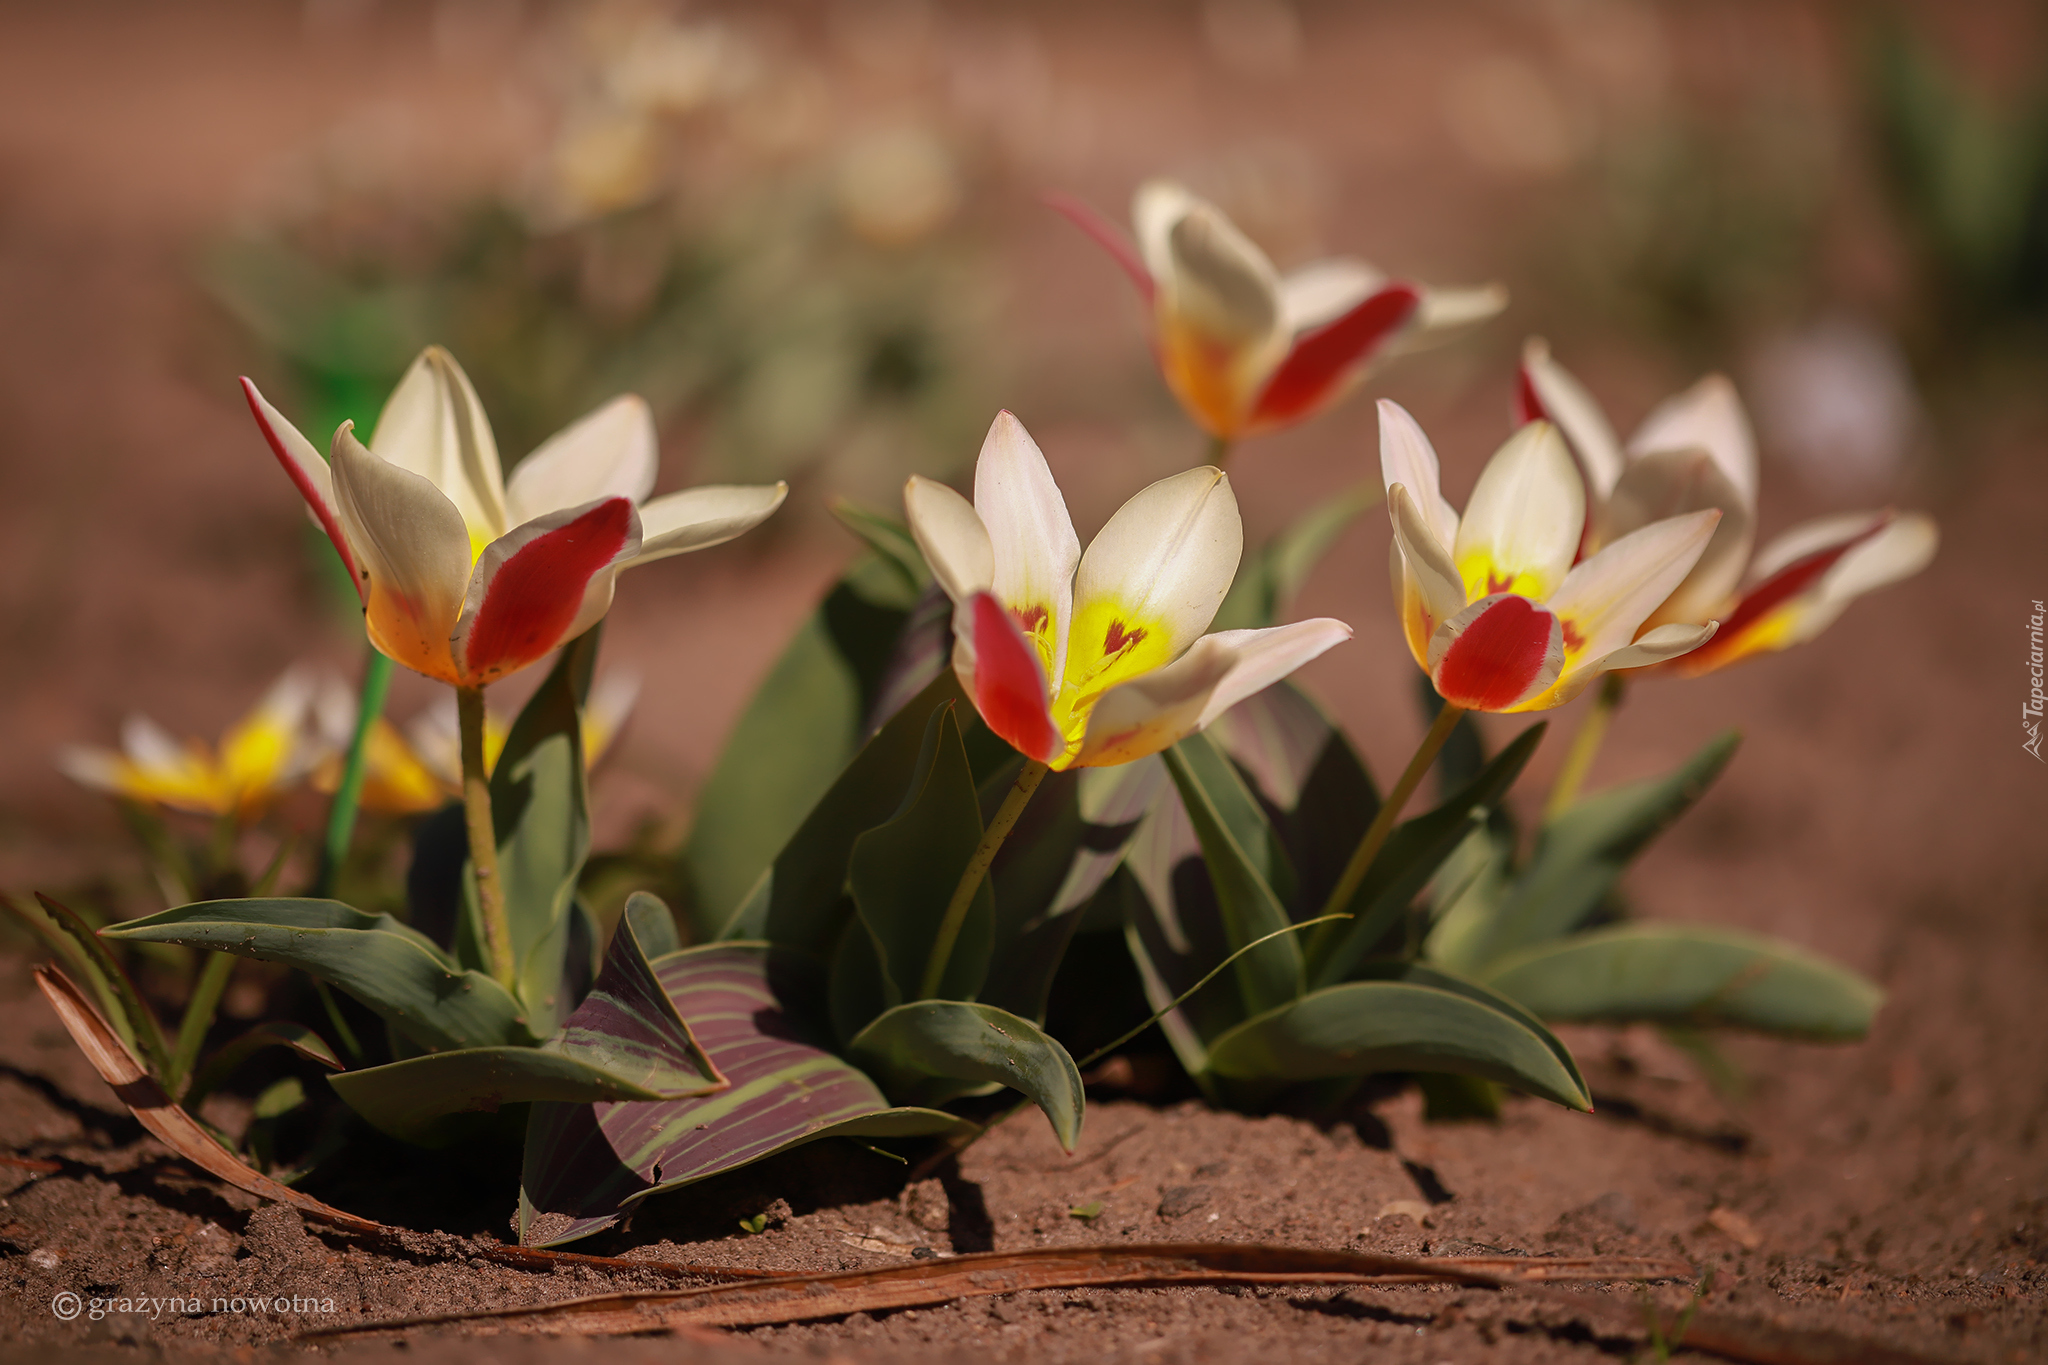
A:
1518,340,1938,677
836,125,961,246
244,346,786,689
1379,400,1720,712
1748,318,1920,498
905,412,1350,769
1052,180,1506,440
59,669,320,820
313,671,642,815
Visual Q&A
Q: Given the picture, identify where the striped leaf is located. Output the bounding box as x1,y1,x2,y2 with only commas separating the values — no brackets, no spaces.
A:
517,944,971,1247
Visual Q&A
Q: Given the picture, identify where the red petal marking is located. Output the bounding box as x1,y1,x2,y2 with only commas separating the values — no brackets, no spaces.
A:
1514,364,1546,425
1043,191,1156,303
1103,619,1147,656
1435,596,1558,712
462,499,633,681
1012,603,1049,635
1685,518,1886,665
241,377,359,593
969,592,1063,764
1248,283,1421,428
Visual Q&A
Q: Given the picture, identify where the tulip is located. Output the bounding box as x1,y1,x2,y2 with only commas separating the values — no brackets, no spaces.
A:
243,347,787,690
1052,180,1506,444
905,412,1352,772
60,668,319,821
1379,400,1721,714
244,346,784,987
1517,339,1939,678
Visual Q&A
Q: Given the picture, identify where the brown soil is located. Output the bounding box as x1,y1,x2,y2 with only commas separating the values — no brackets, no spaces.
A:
1,3,2044,1362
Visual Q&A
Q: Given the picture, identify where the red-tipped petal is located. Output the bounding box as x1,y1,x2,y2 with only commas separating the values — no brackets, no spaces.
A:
1514,363,1545,426
1671,523,1878,676
967,591,1063,765
1430,594,1564,712
458,498,636,684
1248,283,1421,429
1044,191,1156,303
241,376,359,593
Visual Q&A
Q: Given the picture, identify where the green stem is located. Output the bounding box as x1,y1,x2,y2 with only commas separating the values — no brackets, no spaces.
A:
312,979,365,1066
457,684,515,989
313,649,393,899
169,950,235,1097
1543,673,1627,823
1310,701,1467,948
1205,433,1236,467
917,759,1050,1000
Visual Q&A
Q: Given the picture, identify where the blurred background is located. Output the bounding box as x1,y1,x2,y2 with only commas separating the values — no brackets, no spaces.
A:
0,0,2040,929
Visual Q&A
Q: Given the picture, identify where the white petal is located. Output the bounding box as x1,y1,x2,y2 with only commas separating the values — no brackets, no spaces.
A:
1539,621,1719,708
330,421,474,680
1628,373,1757,509
1453,420,1583,601
370,347,507,546
1190,620,1353,729
1378,400,1460,550
622,482,788,568
1603,447,1754,626
1815,512,1938,609
1277,257,1386,333
1071,466,1241,664
1161,202,1281,347
904,475,994,603
1132,179,1199,282
504,394,658,525
1545,509,1720,662
1388,283,1509,353
974,412,1080,684
241,377,358,589
121,715,189,772
1388,484,1467,627
1520,338,1623,501
57,745,126,793
1748,509,1889,582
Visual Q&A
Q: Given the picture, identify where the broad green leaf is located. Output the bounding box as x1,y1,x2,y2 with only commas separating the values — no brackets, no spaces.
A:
1120,779,1244,1078
1207,681,1378,918
544,904,724,1098
719,669,966,953
1348,958,1587,1104
848,1000,1084,1150
846,703,992,1006
518,944,973,1247
685,556,915,937
329,1046,681,1148
1210,483,1379,633
1478,731,1740,964
1307,723,1546,989
26,894,171,1078
621,890,681,960
1480,923,1883,1039
1162,733,1301,1016
459,628,599,1037
1201,980,1591,1111
102,898,533,1053
1422,826,1515,974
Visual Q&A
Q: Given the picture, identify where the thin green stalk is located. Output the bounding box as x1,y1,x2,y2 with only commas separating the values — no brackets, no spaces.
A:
918,759,1050,1000
1205,433,1235,467
169,950,235,1096
1543,672,1627,823
457,684,515,989
1308,701,1467,957
312,980,364,1066
313,648,394,898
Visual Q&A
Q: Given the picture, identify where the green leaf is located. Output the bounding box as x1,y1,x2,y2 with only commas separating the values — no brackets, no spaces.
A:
685,557,917,937
328,1046,680,1148
1201,980,1591,1110
719,670,966,953
1308,723,1545,989
518,944,974,1247
457,628,600,1037
1348,958,1588,1104
181,1021,341,1113
621,891,681,961
1480,923,1884,1039
846,703,992,1010
828,498,931,600
1478,731,1741,965
1211,483,1380,632
1421,826,1515,975
25,894,171,1078
848,1000,1084,1150
544,903,724,1097
101,898,533,1053
1161,732,1302,1016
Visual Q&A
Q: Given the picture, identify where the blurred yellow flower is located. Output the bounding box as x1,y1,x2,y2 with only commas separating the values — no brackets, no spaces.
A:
59,669,320,820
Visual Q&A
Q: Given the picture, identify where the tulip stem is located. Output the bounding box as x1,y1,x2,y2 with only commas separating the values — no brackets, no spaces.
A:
313,649,393,899
1544,673,1628,823
1314,702,1467,931
457,684,515,989
919,758,1050,1000
1206,433,1235,468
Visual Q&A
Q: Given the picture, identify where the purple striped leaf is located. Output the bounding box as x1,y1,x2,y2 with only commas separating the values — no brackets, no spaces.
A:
517,943,972,1247
542,905,723,1097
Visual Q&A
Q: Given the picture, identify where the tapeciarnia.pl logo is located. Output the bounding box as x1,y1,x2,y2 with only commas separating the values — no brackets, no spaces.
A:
2026,599,2045,762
